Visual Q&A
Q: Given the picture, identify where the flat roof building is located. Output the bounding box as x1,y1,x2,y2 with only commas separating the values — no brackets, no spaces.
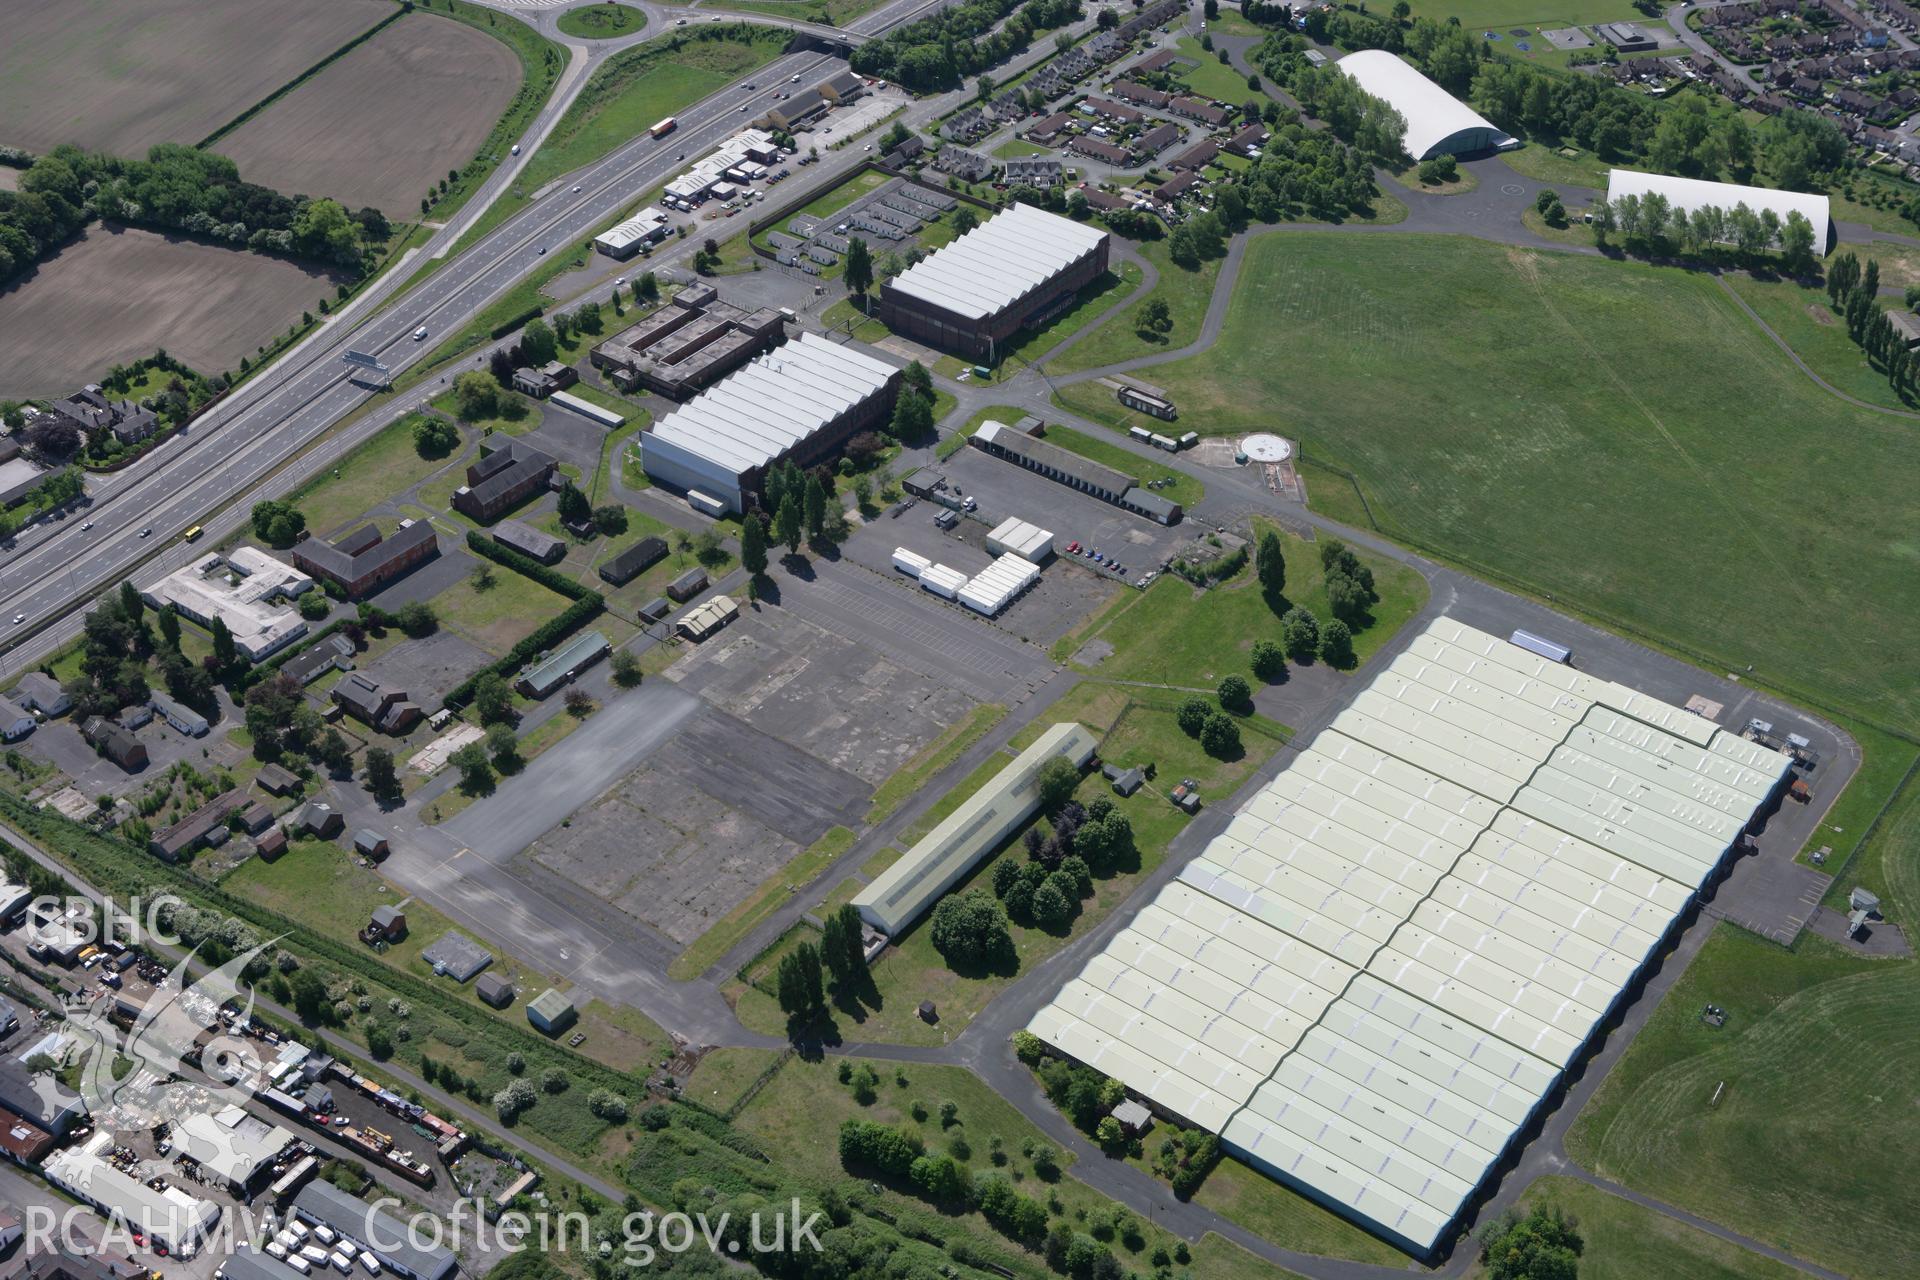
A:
1338,50,1515,160
143,548,313,662
422,931,494,982
639,333,900,514
1027,616,1792,1258
985,516,1055,562
1606,168,1835,253
876,203,1111,360
590,290,786,400
853,721,1097,936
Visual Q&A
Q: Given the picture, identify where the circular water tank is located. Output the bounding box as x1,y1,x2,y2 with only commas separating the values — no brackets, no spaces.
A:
1241,433,1292,464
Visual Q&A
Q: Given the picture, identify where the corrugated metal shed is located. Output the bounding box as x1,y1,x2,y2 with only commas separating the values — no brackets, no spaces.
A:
1027,615,1793,1257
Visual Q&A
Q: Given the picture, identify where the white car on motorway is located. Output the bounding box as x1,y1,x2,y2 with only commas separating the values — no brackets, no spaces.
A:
413,326,428,340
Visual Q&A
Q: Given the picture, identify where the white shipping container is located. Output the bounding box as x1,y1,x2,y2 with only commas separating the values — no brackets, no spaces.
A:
891,547,930,577
920,564,968,598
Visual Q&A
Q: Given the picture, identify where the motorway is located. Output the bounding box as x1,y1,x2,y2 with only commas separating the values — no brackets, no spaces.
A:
0,0,956,677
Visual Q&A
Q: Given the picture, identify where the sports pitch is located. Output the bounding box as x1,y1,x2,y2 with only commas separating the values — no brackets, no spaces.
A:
0,0,393,154
1058,232,1920,733
214,12,521,217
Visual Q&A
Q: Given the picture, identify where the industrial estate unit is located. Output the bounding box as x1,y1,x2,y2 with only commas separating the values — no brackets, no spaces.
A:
637,332,900,513
876,203,1111,359
1027,616,1793,1257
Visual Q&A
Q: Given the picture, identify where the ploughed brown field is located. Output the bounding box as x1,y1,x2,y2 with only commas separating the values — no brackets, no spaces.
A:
213,12,522,217
0,0,394,155
0,225,346,397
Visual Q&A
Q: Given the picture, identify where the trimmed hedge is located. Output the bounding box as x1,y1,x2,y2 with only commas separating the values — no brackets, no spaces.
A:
491,306,545,341
466,530,590,600
444,532,604,709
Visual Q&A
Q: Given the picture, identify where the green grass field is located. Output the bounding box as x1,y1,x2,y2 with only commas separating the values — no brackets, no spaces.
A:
1055,232,1920,733
289,415,465,536
430,562,571,656
1173,38,1258,104
1565,925,1919,1279
705,0,890,25
1822,763,1920,925
1075,523,1426,686
482,28,787,233
1047,238,1221,373
1476,1177,1808,1280
1005,262,1143,368
1721,275,1911,412
1402,0,1644,30
1798,721,1918,879
555,3,645,38
1499,141,1614,189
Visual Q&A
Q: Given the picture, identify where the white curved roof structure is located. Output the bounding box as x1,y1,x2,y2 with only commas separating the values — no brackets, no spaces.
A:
1607,169,1833,253
1337,49,1513,160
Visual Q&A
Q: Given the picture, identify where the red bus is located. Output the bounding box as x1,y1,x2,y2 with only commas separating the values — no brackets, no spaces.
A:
650,117,677,139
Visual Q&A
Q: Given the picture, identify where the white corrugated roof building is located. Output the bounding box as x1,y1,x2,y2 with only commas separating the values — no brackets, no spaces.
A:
883,203,1109,322
639,333,897,512
854,721,1097,934
1337,50,1514,160
1027,615,1792,1257
595,205,671,255
1606,169,1833,253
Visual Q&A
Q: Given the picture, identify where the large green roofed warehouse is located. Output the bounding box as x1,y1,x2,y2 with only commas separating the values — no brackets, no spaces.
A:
853,721,1098,936
1027,616,1793,1258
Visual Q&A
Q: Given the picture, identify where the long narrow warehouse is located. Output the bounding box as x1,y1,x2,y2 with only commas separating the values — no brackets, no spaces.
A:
1027,615,1792,1257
